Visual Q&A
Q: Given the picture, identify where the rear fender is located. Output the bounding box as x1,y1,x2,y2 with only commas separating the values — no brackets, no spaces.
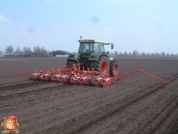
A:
89,53,109,61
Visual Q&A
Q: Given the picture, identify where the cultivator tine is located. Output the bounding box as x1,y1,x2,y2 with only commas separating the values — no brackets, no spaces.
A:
79,76,88,85
68,74,79,85
19,71,37,76
51,73,61,82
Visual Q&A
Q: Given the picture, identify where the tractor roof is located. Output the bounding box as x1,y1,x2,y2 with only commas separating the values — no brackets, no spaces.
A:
78,39,104,43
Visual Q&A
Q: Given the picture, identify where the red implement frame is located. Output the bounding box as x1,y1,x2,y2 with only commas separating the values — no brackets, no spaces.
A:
19,64,169,87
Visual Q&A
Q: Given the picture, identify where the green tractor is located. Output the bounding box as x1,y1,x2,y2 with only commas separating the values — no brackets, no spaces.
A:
66,38,119,77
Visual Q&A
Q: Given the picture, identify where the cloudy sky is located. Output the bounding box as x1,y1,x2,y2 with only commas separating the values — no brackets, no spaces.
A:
0,0,178,54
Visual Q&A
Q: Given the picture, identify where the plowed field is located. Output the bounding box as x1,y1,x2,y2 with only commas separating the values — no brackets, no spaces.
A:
0,57,178,134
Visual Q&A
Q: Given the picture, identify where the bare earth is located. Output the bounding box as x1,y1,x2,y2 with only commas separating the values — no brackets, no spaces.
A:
0,57,178,134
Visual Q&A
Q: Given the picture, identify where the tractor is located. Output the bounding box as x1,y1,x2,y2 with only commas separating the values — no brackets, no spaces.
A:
66,37,119,77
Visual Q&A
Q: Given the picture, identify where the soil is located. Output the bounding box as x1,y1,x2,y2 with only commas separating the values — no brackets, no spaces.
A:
0,57,178,134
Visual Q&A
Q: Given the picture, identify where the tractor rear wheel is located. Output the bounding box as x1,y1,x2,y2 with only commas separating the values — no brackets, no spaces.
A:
66,60,78,68
90,56,109,75
109,60,119,77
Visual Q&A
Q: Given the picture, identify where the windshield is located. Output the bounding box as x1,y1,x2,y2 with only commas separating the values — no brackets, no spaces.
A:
78,43,92,53
78,42,105,53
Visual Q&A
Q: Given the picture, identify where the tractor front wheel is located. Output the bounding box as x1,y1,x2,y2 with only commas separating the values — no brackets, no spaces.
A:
66,60,78,68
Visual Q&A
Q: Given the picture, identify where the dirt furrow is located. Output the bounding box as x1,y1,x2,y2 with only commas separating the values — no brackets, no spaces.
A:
163,106,178,134
152,83,178,134
0,81,48,92
41,82,168,133
0,80,30,87
83,89,165,133
146,97,178,134
86,80,177,134
132,96,177,134
68,71,176,133
85,87,178,133
1,77,156,133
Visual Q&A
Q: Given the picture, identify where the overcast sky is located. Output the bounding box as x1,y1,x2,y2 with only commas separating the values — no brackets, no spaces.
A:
0,0,178,54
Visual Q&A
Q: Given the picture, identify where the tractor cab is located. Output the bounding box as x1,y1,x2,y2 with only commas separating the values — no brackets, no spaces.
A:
78,40,105,53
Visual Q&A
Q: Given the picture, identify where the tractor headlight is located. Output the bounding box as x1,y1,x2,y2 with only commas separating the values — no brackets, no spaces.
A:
91,55,95,58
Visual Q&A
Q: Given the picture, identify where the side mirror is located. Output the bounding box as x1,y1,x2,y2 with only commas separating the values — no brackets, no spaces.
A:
111,45,114,49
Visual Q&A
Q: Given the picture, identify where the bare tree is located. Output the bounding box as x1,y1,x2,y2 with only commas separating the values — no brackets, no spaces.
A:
155,52,160,57
15,47,20,53
23,47,27,55
33,46,41,56
36,46,40,55
110,52,114,56
161,52,165,57
23,47,32,56
141,52,145,57
27,47,32,55
5,45,14,55
0,50,3,56
13,47,22,56
114,51,118,56
41,47,48,56
170,53,174,57
133,50,139,57
32,46,49,57
33,46,37,56
124,51,127,57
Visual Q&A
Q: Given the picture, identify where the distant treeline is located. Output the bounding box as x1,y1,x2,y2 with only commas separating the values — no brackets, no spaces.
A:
0,46,177,58
110,50,178,58
0,45,50,57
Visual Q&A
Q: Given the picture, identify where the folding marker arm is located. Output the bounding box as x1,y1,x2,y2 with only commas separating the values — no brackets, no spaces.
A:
116,68,169,84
